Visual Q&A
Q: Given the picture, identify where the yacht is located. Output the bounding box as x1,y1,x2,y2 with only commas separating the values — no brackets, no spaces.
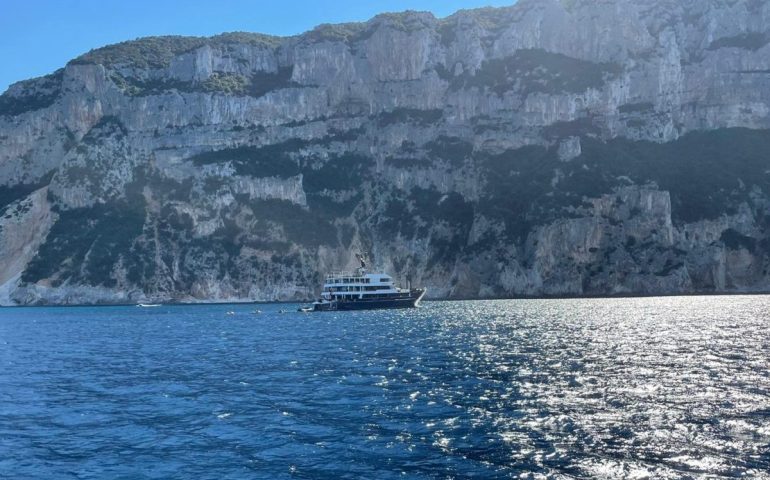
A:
304,254,426,311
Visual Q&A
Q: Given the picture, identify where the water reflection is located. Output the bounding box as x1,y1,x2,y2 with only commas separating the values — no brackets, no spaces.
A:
0,296,768,478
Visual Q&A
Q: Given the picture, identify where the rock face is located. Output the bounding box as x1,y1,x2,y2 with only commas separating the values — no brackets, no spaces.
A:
1,0,770,304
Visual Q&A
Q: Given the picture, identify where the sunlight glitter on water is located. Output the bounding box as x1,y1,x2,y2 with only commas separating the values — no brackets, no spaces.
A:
0,296,769,478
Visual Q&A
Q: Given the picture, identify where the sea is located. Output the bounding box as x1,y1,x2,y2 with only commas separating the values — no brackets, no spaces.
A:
1,296,769,479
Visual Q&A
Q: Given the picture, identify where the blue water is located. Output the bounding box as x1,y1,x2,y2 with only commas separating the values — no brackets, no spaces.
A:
1,297,769,479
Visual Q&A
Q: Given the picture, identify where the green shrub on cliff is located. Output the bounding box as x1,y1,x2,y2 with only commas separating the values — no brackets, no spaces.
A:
71,33,280,69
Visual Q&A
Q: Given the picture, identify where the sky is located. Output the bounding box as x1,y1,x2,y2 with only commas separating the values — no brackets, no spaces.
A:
0,0,515,93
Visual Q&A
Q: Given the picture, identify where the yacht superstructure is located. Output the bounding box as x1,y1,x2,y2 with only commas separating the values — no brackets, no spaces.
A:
305,255,426,311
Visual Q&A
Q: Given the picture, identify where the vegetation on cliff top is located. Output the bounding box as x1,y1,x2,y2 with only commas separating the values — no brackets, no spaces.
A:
303,22,370,43
71,33,281,69
0,70,63,117
438,6,515,45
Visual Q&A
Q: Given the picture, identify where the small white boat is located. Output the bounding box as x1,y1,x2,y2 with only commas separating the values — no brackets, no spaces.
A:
136,303,161,308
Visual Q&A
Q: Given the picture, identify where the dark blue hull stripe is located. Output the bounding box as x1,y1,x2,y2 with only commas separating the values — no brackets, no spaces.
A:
312,292,425,311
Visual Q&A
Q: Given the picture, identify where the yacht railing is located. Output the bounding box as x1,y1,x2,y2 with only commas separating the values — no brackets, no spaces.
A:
325,271,358,279
324,269,385,280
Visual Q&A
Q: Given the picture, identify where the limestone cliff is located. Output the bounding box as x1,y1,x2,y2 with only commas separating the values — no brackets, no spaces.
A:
1,0,770,304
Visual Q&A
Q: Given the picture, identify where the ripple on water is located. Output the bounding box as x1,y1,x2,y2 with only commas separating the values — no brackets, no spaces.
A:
0,296,769,478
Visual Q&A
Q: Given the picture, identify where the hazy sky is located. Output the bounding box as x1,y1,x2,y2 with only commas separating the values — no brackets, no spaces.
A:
0,0,515,93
